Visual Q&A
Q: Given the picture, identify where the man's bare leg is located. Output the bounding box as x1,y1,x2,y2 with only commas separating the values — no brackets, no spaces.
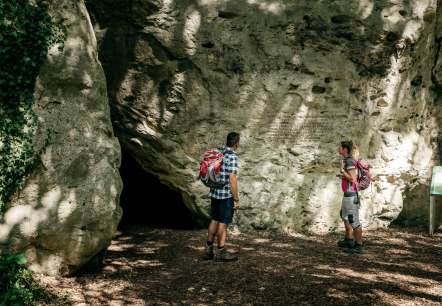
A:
207,220,219,243
217,223,228,247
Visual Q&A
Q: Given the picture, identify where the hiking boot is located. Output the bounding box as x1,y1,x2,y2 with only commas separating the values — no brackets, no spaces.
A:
203,245,214,260
215,247,238,262
346,243,365,254
337,236,355,248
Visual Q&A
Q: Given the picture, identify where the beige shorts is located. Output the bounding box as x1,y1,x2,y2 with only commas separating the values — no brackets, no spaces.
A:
340,195,361,228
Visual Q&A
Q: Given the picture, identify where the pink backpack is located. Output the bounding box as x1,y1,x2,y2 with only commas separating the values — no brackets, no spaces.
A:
357,159,372,191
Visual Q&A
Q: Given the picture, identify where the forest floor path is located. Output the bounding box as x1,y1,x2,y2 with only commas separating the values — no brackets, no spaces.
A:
40,225,442,305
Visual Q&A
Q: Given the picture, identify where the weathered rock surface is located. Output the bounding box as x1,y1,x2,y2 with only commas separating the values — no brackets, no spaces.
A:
88,0,442,232
0,1,122,276
5,0,442,276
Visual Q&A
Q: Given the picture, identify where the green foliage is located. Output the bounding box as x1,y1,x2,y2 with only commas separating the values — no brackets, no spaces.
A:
0,253,46,306
328,226,338,235
0,0,65,215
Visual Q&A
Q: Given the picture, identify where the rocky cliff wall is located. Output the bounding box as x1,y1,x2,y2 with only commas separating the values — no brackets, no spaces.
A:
2,0,442,276
87,0,442,231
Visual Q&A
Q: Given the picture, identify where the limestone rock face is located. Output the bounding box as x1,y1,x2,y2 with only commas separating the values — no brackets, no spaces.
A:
87,0,442,232
0,1,122,276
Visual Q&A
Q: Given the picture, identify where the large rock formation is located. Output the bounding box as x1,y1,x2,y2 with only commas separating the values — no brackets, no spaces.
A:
3,0,442,276
88,0,442,231
0,1,122,276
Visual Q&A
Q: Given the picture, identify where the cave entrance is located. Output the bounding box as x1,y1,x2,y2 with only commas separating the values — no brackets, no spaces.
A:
118,149,200,230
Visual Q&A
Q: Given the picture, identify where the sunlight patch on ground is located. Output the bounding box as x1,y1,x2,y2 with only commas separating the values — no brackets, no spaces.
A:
137,247,157,254
253,238,271,243
190,245,257,252
410,262,442,274
327,287,353,301
228,228,243,235
386,248,416,255
109,242,137,249
270,242,293,248
251,249,295,261
382,237,412,244
285,231,309,238
372,289,440,306
317,264,336,270
375,271,441,288
335,267,442,298
311,273,334,279
371,260,441,274
133,259,164,266
236,246,256,251
109,241,170,252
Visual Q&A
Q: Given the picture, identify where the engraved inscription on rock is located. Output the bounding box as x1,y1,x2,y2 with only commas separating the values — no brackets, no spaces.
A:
266,114,332,144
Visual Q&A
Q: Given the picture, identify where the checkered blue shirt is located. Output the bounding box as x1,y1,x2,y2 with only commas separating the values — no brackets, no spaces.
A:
209,146,238,199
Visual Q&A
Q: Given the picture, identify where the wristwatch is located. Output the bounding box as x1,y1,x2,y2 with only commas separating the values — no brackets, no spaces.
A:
233,198,239,202
340,168,345,173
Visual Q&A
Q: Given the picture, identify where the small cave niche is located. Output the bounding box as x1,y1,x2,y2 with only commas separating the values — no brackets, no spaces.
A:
118,149,200,229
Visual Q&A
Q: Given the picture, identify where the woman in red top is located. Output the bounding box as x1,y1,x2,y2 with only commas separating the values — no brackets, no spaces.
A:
337,140,365,254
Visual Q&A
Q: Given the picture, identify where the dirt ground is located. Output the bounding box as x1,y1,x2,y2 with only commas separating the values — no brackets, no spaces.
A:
38,224,442,306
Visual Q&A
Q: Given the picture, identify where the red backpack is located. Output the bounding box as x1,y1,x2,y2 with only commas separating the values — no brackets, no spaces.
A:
198,148,230,188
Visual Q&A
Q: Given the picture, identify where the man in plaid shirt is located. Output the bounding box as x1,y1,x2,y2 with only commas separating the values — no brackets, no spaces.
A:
203,132,240,262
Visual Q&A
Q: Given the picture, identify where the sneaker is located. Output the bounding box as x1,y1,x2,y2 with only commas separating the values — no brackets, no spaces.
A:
337,236,355,248
203,245,214,260
346,243,365,254
215,247,238,262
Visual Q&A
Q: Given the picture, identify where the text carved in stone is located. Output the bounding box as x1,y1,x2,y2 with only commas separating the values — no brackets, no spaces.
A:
266,115,331,143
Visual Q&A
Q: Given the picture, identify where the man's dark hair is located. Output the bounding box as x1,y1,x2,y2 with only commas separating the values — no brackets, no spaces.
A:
226,132,240,147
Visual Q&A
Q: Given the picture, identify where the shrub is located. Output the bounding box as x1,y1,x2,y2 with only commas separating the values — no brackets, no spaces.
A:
0,253,46,306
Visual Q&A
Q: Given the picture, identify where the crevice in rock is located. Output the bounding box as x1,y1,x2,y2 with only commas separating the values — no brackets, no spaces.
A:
118,149,200,230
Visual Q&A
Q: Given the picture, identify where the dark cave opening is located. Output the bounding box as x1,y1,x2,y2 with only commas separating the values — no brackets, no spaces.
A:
118,149,200,230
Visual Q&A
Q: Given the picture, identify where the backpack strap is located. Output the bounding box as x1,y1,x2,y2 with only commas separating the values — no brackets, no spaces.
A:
355,159,361,203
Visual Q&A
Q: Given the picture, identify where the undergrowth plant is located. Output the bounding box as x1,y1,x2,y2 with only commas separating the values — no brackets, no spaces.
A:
328,226,338,235
0,0,65,215
0,253,46,306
